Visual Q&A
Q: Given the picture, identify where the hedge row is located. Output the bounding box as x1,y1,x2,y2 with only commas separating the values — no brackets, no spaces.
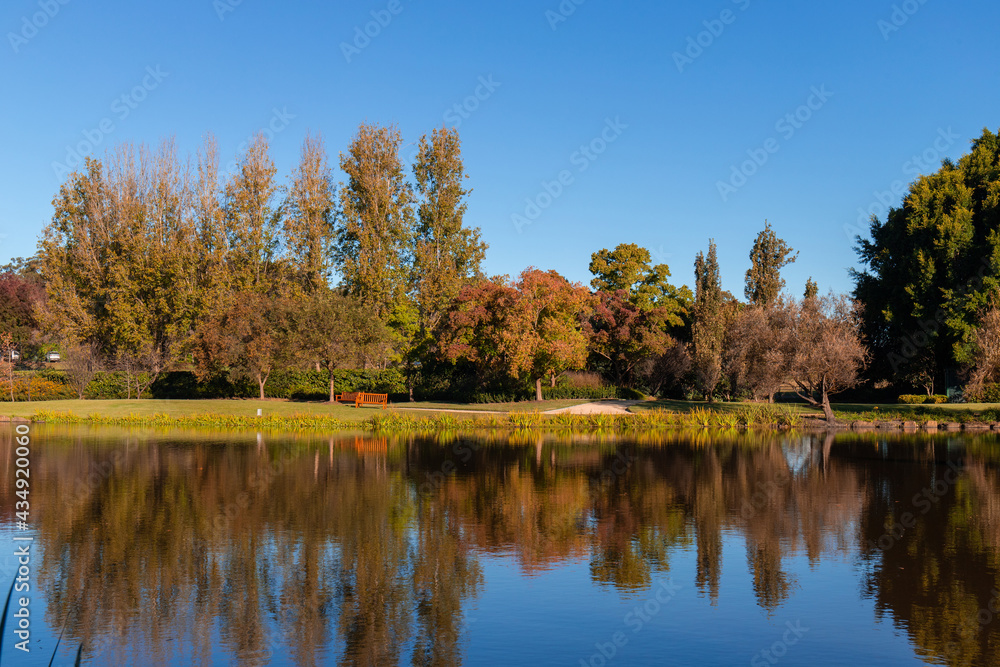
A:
2,368,641,403
0,369,406,401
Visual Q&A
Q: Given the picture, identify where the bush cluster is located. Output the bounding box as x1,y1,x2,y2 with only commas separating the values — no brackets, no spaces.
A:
966,383,1000,404
0,374,76,401
898,394,949,405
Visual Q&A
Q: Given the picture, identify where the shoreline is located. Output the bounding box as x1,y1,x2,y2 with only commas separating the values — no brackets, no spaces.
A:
4,411,1000,435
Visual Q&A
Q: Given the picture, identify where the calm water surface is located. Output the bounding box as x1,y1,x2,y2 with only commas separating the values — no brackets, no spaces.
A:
1,426,999,666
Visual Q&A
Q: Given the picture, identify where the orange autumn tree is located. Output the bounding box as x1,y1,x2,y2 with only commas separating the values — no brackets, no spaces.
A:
440,268,591,400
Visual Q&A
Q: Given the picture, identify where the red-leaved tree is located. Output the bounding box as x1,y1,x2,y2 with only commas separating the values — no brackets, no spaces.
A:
439,268,591,400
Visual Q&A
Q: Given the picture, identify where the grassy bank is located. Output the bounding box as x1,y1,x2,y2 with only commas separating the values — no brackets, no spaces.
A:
4,398,1000,434
0,397,591,421
636,399,1000,423
10,402,806,433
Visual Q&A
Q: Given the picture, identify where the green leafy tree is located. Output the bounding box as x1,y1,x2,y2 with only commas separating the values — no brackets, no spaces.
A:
409,127,487,399
589,243,692,315
853,128,1000,387
804,278,818,300
587,244,692,389
745,221,798,307
292,290,393,401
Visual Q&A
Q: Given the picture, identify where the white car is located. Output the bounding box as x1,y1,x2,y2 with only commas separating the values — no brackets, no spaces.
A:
45,351,61,362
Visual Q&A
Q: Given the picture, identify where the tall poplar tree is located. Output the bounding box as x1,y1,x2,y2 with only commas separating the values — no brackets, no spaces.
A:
222,133,280,292
412,127,486,334
692,240,725,399
194,134,230,314
334,122,416,338
744,221,797,307
284,132,336,293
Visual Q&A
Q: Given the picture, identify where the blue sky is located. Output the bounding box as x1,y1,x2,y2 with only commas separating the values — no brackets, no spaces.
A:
1,0,997,297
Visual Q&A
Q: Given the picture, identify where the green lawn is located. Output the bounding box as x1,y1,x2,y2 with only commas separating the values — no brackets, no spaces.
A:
0,397,593,421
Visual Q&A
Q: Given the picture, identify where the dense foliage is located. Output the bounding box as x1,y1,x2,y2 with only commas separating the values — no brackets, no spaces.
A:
14,124,1000,409
853,127,1000,391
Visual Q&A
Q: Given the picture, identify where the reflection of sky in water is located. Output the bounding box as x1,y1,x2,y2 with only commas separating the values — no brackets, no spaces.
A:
0,427,996,666
781,436,814,475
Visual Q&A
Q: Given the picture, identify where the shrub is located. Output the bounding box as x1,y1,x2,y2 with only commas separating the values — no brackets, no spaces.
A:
470,389,531,404
616,387,646,400
561,371,605,390
0,374,76,401
967,383,1000,404
86,371,138,399
924,394,948,404
898,394,926,405
542,384,615,400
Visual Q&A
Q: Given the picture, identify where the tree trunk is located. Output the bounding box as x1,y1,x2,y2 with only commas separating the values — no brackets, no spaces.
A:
535,377,543,401
821,378,834,422
329,374,335,403
258,374,266,400
550,374,557,388
821,394,834,422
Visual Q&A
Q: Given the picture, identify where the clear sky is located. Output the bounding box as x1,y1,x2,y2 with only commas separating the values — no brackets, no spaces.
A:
1,0,997,297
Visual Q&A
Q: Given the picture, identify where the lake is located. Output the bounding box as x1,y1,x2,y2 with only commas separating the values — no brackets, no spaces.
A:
1,425,998,666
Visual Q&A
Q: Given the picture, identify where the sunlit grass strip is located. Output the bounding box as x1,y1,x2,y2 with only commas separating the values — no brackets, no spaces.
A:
30,410,358,431
834,407,1000,423
28,405,810,433
364,406,805,432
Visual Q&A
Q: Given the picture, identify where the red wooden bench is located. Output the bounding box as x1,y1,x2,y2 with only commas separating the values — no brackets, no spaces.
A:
334,392,387,409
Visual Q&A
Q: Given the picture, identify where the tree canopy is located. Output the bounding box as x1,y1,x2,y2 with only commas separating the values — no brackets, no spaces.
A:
853,127,1000,388
745,221,797,307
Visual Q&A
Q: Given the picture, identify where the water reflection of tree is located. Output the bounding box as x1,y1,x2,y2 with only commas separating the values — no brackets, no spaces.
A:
6,426,1000,666
15,428,481,667
853,435,1000,666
